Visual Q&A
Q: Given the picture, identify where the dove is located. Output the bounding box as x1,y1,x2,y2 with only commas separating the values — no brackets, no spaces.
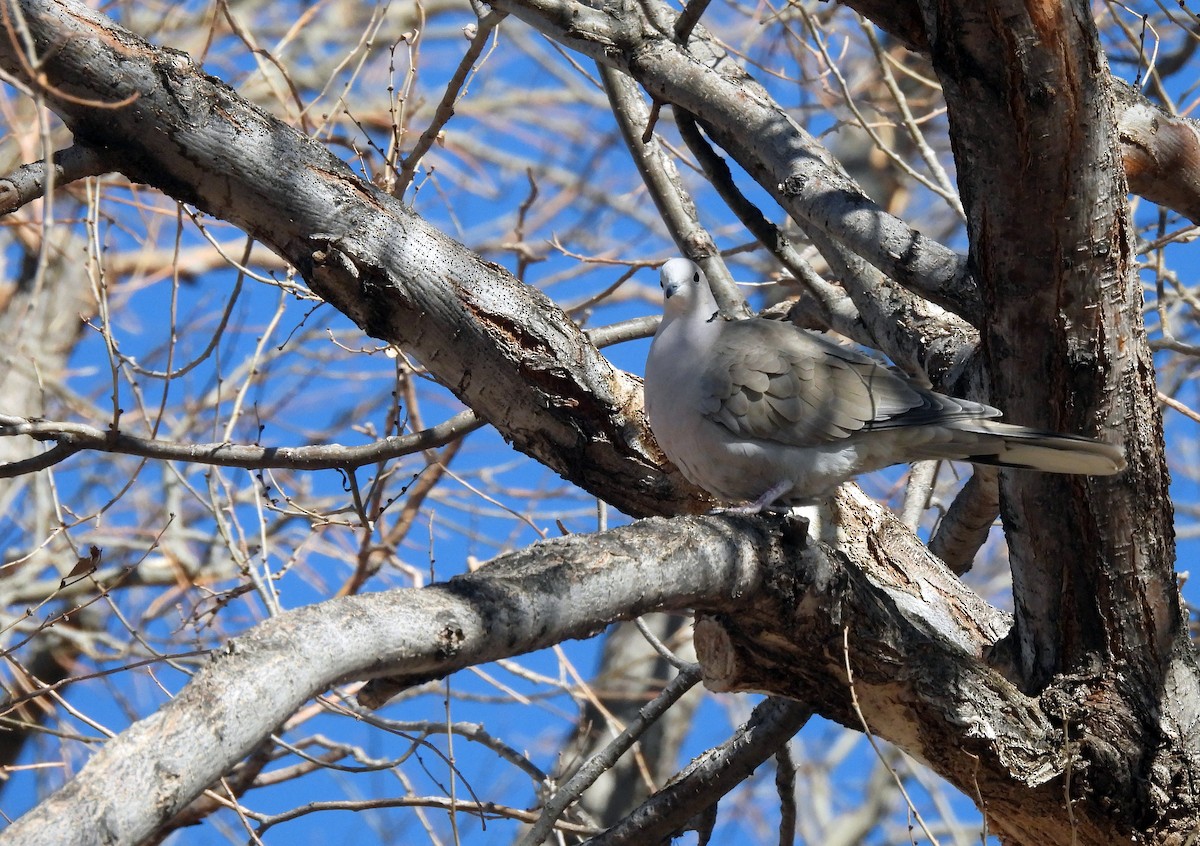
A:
643,258,1126,510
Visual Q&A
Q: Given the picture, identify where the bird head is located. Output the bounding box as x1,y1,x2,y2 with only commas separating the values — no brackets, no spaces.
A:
659,258,719,325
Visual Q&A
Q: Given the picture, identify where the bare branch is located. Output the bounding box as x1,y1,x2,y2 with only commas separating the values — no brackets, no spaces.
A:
0,410,483,475
0,494,1122,844
599,64,743,315
0,144,111,214
672,0,712,43
927,467,1000,575
394,8,507,195
673,110,863,335
493,0,981,321
0,515,790,845
1114,78,1200,224
583,697,812,845
0,0,699,517
519,663,703,845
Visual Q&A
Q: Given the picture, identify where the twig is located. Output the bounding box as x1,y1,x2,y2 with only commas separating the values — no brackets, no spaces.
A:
583,696,812,845
252,796,598,838
0,144,112,214
519,664,704,846
0,410,484,476
1159,391,1200,424
843,625,940,846
674,0,713,42
598,63,743,315
395,8,506,195
633,616,691,670
322,698,553,786
860,21,965,219
800,8,964,217
775,740,797,846
674,110,862,334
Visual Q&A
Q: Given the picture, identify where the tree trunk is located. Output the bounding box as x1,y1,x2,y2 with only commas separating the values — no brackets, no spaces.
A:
914,2,1199,838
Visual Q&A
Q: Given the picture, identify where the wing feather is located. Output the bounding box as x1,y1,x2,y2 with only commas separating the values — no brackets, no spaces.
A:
701,318,998,446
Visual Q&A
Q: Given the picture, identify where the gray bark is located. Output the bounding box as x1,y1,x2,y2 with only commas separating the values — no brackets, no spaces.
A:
0,0,698,519
0,515,795,845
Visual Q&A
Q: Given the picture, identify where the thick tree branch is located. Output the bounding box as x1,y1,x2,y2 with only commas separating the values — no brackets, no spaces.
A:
0,515,789,845
0,501,1104,845
0,0,703,518
491,0,982,322
695,486,1121,844
1113,79,1200,224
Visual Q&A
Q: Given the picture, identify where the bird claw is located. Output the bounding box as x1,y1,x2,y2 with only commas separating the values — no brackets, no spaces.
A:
715,502,790,516
706,502,811,548
738,480,796,513
707,481,798,515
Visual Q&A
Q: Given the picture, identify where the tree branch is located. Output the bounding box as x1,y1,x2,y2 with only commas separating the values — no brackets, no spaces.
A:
0,496,1130,844
0,143,111,214
0,515,790,845
845,1,1200,225
598,64,743,316
491,0,982,322
582,697,812,845
1113,78,1200,224
0,410,483,475
912,3,1199,839
0,0,703,518
927,466,1000,575
520,663,704,845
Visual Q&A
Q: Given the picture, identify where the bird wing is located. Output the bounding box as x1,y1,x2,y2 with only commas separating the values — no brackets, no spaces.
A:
699,318,998,446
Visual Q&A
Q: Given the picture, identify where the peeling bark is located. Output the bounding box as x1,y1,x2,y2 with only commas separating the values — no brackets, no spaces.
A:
1113,80,1200,224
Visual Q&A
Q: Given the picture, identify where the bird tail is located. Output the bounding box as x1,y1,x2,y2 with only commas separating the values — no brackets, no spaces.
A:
949,423,1126,476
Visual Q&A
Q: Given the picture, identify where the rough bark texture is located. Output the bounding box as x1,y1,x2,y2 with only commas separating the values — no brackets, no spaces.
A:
913,0,1200,839
0,515,797,845
5,487,1179,845
0,0,703,519
694,487,1176,843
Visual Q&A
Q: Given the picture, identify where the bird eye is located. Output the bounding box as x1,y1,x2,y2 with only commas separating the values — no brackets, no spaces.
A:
692,273,699,282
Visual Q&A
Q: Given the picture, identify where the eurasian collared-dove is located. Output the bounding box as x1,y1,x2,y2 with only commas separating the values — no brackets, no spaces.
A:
644,258,1126,509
